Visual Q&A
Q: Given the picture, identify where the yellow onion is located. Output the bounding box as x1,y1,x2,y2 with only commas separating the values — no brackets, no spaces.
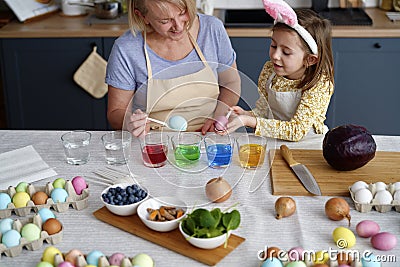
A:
205,177,232,203
275,197,296,219
325,197,351,226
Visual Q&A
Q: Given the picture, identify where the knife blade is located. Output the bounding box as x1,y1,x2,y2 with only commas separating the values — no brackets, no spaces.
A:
280,145,322,196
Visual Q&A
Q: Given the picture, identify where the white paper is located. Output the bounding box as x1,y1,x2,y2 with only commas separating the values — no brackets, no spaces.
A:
0,145,57,189
4,0,59,22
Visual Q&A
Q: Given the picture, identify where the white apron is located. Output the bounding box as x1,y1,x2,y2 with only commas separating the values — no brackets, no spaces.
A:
266,73,328,137
144,32,219,131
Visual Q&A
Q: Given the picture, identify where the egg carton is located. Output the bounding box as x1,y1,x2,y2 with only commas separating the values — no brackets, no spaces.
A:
50,251,154,267
0,180,89,218
349,182,400,213
0,213,63,258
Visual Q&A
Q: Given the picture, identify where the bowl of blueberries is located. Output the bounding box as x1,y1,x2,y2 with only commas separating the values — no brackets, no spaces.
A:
100,183,149,216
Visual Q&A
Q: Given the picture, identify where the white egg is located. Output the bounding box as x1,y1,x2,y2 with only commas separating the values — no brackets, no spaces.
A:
168,116,187,131
374,181,387,192
392,182,400,191
350,181,368,193
374,190,393,205
393,190,400,201
354,188,373,204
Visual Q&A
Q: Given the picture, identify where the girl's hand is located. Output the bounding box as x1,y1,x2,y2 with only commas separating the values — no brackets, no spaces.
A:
230,106,253,117
126,109,150,138
225,115,257,134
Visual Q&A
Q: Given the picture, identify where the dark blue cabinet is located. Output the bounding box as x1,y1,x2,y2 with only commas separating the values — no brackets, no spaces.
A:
230,37,400,135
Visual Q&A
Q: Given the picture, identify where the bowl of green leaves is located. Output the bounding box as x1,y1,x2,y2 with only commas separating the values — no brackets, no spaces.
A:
178,207,240,249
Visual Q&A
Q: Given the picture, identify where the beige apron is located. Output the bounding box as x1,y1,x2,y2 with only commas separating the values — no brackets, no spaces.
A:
144,32,219,131
266,73,328,137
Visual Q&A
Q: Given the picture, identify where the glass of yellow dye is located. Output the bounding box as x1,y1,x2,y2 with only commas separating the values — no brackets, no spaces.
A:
236,134,267,168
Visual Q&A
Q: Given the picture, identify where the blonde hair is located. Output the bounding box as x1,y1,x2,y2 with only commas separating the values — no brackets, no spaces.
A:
273,9,334,91
128,0,197,36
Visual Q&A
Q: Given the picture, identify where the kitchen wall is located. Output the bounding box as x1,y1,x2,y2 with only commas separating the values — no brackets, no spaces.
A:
198,0,379,9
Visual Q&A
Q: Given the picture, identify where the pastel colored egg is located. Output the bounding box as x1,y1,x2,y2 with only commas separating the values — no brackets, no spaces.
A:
32,191,49,205
361,254,381,267
71,176,88,195
38,208,56,223
132,253,154,267
286,261,307,267
42,218,63,235
15,182,29,193
42,246,63,265
288,246,304,261
338,265,351,267
53,178,66,189
168,115,187,131
36,261,54,267
356,220,380,238
51,188,69,203
21,223,41,242
57,262,74,267
86,250,105,266
0,192,11,209
260,257,283,267
12,191,31,208
109,252,125,266
333,227,356,249
0,218,14,234
371,232,397,251
313,251,329,264
214,115,228,131
1,229,21,248
65,249,83,264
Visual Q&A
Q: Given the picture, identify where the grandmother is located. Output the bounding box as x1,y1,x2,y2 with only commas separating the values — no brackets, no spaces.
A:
106,0,241,137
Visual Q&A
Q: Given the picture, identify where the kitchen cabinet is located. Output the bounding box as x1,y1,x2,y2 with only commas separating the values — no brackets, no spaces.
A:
0,37,116,130
230,37,400,135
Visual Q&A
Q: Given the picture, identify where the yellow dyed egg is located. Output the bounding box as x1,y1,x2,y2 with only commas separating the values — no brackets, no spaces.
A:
313,251,329,264
12,192,31,208
132,253,154,267
42,246,63,265
333,227,356,248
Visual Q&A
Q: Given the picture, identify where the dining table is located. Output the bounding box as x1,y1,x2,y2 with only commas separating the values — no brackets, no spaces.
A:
0,130,399,267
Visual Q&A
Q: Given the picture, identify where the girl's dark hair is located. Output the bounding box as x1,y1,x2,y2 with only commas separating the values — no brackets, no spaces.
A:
273,9,334,91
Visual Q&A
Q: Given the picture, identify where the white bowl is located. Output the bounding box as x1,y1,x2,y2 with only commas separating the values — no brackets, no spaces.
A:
137,196,187,232
100,183,149,216
179,222,231,249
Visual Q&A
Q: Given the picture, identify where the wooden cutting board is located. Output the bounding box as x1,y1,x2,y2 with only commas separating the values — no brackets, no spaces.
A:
93,207,245,266
270,149,400,196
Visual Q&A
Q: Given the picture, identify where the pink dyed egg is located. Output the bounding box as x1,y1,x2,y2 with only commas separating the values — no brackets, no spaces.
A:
109,252,126,265
71,176,88,195
214,116,228,131
65,249,83,264
57,262,75,267
371,232,397,251
288,246,304,261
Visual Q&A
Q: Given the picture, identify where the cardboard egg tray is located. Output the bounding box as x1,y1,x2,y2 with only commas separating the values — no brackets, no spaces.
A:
0,214,63,258
349,182,400,213
51,251,154,267
0,180,89,218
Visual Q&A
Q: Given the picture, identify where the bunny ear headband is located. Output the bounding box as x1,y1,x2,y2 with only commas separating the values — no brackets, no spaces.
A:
263,0,318,55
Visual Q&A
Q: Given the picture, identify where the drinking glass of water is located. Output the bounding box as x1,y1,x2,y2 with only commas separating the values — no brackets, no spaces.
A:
101,130,132,165
204,133,234,168
61,130,91,165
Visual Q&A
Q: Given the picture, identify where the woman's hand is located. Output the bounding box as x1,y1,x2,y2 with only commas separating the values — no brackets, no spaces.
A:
125,109,150,138
200,118,216,135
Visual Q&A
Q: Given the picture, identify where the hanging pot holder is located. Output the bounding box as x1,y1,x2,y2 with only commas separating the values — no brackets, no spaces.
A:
73,46,108,99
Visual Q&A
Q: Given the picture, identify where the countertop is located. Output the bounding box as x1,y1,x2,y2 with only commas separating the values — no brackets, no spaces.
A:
0,8,400,38
0,130,399,267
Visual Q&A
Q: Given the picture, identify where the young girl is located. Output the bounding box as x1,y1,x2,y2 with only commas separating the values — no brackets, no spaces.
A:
226,1,334,141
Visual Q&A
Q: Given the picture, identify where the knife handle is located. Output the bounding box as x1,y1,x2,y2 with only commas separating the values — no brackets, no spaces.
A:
280,145,299,167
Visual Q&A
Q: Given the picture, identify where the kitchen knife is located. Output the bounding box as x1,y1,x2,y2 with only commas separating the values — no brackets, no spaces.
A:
280,145,322,196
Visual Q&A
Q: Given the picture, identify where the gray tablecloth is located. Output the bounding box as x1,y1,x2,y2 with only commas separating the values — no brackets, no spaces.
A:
0,130,399,267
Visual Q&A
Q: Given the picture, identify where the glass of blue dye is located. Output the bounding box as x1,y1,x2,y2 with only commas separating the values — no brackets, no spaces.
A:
204,133,234,168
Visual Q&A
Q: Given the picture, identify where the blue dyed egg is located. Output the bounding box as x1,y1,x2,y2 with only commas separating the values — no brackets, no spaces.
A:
168,116,187,131
86,250,105,266
261,257,283,267
51,188,69,203
38,207,56,223
0,192,11,210
0,218,14,234
361,254,381,267
1,229,21,248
